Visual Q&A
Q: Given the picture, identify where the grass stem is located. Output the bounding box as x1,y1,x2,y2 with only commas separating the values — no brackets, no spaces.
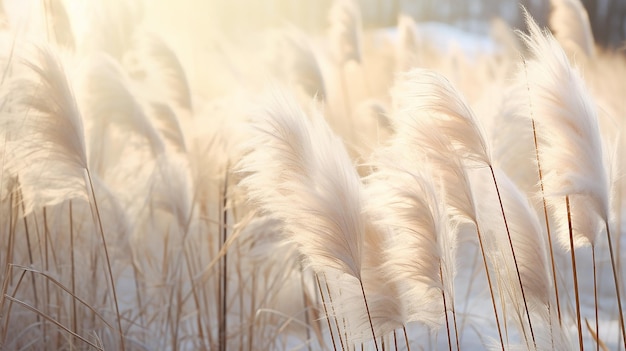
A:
359,279,379,351
566,196,584,351
85,169,125,351
603,221,626,348
315,273,338,351
489,165,536,349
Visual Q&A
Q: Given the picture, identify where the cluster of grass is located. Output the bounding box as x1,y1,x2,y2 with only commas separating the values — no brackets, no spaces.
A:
0,0,625,350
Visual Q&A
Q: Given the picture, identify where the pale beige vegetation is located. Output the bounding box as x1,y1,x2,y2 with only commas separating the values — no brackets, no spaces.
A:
0,0,625,350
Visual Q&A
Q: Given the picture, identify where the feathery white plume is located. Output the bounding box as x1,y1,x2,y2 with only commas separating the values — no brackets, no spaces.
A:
149,102,187,153
128,34,193,112
326,224,406,343
328,0,363,65
268,30,326,100
492,169,550,316
238,90,364,279
549,0,595,58
366,157,448,329
391,68,492,166
477,168,569,349
3,45,88,214
46,0,76,50
80,54,165,165
518,13,608,247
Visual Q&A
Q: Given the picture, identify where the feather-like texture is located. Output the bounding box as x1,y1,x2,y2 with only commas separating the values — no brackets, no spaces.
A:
366,158,447,329
85,0,141,59
268,30,326,100
3,45,88,214
478,169,566,350
128,34,193,112
148,154,193,232
391,117,477,224
391,68,492,166
518,13,608,247
491,87,538,195
328,0,362,64
46,0,76,50
238,90,363,279
549,0,595,58
332,220,406,343
149,102,187,153
494,169,550,317
80,54,164,165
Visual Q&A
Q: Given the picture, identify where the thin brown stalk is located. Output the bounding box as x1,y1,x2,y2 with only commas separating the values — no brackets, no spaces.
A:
358,279,379,351
566,196,584,351
131,260,145,334
43,207,50,351
592,247,599,351
69,200,77,345
532,124,562,326
6,192,16,288
85,169,125,351
452,307,460,351
248,273,257,351
393,329,398,351
300,264,312,351
497,277,511,348
4,295,104,350
440,265,453,351
403,326,411,351
603,221,626,348
16,186,40,327
219,170,229,351
323,275,346,351
341,316,349,351
489,165,536,348
524,56,562,325
173,278,183,351
585,319,610,351
8,265,115,330
315,273,338,351
475,225,505,350
1,269,28,345
236,241,244,351
183,243,207,351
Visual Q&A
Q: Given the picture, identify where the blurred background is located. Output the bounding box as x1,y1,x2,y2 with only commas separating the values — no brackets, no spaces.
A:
152,0,626,48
